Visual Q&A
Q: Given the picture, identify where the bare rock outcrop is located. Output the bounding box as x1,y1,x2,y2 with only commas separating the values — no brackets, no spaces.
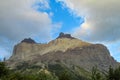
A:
21,38,36,43
57,32,75,39
7,33,119,71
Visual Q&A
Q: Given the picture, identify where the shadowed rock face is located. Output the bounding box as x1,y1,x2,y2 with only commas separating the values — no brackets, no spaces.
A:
39,44,118,71
21,38,36,43
7,33,119,71
57,32,75,39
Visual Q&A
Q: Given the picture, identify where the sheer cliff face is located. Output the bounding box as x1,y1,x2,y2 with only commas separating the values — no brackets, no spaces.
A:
7,33,119,71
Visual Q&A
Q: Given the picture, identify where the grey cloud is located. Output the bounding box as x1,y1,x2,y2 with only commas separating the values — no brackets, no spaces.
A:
58,0,120,62
59,0,120,42
0,0,60,58
0,0,52,41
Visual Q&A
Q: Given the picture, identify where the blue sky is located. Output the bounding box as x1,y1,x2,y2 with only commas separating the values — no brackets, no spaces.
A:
36,0,84,37
0,0,120,62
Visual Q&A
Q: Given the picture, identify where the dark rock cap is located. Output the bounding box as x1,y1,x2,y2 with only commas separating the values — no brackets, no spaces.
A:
21,38,36,43
57,32,75,39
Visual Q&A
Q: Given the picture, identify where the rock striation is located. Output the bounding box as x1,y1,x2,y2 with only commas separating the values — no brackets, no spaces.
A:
7,33,119,72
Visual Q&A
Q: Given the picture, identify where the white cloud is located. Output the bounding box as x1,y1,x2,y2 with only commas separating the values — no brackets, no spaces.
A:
59,0,120,42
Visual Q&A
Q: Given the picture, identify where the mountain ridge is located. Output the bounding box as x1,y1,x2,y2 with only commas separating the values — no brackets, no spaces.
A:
7,33,119,72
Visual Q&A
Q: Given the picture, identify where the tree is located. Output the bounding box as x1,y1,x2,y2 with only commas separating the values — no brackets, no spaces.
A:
106,66,114,80
106,66,120,80
90,66,103,80
0,62,9,77
3,57,6,62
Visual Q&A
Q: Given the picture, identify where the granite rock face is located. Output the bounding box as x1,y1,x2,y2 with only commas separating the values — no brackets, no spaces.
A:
7,33,119,71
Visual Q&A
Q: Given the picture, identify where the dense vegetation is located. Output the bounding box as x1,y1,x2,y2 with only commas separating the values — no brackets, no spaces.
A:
90,66,120,80
0,62,120,80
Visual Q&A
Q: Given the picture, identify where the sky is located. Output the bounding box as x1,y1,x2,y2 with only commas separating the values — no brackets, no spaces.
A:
0,0,120,62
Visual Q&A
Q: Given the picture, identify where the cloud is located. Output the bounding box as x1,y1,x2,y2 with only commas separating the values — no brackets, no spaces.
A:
0,0,61,58
0,0,53,41
58,0,120,62
59,0,120,42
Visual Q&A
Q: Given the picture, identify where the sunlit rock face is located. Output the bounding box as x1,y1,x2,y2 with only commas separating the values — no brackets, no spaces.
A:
7,33,119,71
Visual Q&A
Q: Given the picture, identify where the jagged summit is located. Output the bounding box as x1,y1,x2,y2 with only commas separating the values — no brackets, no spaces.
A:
57,32,75,39
21,38,36,43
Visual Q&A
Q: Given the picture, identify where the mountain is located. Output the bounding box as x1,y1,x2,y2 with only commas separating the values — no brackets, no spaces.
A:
6,32,119,79
21,38,36,43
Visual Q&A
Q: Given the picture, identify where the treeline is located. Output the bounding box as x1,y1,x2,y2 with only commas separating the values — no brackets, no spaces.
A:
0,62,120,80
90,66,120,80
0,62,82,80
0,62,58,80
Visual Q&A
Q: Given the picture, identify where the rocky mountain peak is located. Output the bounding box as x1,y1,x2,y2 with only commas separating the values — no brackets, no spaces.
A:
57,32,75,39
7,33,119,71
21,38,36,44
